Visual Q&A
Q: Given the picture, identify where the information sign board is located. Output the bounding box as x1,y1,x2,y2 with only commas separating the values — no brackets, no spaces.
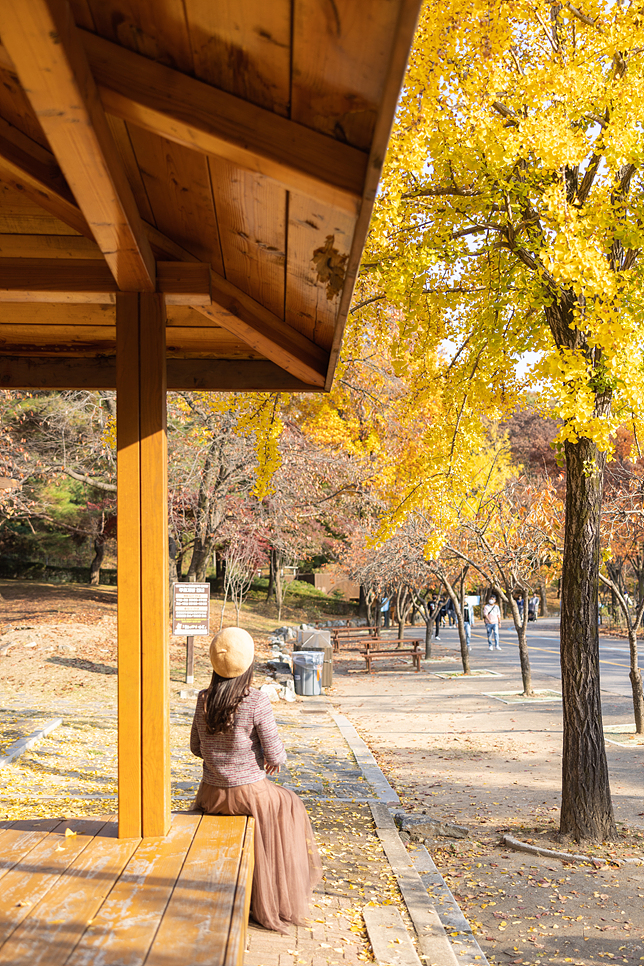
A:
172,582,210,636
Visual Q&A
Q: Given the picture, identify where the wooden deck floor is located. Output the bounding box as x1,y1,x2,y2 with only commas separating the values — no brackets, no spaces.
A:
0,812,254,966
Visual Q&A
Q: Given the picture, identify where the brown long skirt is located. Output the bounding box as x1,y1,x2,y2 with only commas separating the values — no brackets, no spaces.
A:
194,777,323,933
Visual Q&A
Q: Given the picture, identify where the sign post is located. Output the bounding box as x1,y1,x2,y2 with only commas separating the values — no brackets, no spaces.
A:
172,582,210,685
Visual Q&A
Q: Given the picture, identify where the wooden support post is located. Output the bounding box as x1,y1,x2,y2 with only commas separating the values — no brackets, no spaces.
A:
117,292,170,839
186,637,195,686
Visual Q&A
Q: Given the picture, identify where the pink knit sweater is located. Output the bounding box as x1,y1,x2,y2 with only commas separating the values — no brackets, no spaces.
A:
190,687,287,788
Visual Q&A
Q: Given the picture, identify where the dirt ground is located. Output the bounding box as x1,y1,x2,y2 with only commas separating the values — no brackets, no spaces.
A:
2,579,643,966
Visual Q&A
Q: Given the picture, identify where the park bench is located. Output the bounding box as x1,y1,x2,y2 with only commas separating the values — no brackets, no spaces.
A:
363,638,424,673
0,812,254,966
331,626,380,651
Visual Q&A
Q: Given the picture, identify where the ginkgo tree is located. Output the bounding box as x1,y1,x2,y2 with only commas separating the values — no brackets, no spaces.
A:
354,0,644,840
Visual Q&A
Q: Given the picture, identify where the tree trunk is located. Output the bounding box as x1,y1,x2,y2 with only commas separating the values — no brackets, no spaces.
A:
89,536,105,586
559,435,616,841
266,551,275,602
454,611,470,674
538,578,548,618
510,598,533,696
358,585,368,618
424,619,432,659
627,628,644,735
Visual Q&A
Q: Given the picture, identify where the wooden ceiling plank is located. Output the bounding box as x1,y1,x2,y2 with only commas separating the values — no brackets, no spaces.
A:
0,356,318,391
2,0,156,291
106,115,156,225
0,235,102,258
0,259,210,304
324,0,423,389
183,0,290,116
81,30,366,214
86,0,194,75
208,158,286,321
284,195,356,351
198,273,328,388
127,127,225,275
0,303,114,326
291,0,402,152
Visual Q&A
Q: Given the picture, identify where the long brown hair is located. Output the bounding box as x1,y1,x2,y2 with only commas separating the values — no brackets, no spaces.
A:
203,664,254,734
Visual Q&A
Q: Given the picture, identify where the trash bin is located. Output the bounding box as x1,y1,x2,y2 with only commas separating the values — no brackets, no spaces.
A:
292,651,324,696
295,643,332,687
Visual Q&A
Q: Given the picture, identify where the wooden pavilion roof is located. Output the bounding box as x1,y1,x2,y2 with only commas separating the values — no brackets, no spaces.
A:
0,0,421,394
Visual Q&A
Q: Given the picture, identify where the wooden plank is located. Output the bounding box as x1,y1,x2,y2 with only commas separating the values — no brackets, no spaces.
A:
106,115,155,225
65,814,201,966
0,260,210,304
146,815,248,966
0,259,116,302
209,158,286,319
0,180,81,235
0,235,102,258
157,262,211,306
167,359,318,391
2,0,156,291
0,324,114,351
0,825,61,885
0,66,49,149
284,195,356,350
183,0,290,115
0,303,114,326
291,0,402,152
127,127,224,274
0,118,91,237
82,30,366,214
227,818,255,966
0,132,205,261
325,0,423,388
0,818,109,947
0,826,139,966
116,293,142,840
86,0,194,74
139,293,170,839
0,355,319,391
199,274,328,387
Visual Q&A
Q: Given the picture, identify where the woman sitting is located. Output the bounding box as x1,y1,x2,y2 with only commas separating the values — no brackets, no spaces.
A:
190,627,322,933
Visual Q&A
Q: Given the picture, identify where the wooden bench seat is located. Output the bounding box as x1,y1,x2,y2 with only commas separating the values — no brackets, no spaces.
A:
0,812,254,966
363,640,423,673
331,626,380,651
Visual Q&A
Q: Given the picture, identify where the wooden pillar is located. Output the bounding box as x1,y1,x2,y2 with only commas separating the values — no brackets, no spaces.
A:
117,292,170,839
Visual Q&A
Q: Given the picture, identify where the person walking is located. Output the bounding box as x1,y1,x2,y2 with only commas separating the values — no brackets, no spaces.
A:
191,627,322,933
482,595,502,650
463,600,473,650
381,596,391,629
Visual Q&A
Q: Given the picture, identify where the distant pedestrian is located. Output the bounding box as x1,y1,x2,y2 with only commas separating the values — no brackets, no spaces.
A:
483,596,501,650
463,600,472,649
381,596,391,629
446,597,456,626
528,594,539,622
434,596,447,641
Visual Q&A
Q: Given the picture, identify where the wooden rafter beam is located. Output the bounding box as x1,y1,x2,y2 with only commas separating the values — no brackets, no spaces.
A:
198,275,328,388
0,260,211,304
81,31,366,215
0,356,318,392
1,0,155,291
0,121,199,261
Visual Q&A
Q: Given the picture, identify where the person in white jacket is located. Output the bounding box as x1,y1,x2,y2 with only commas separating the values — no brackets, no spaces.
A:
482,596,501,650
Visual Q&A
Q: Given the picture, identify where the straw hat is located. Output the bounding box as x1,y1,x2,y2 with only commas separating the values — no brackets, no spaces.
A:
209,627,254,678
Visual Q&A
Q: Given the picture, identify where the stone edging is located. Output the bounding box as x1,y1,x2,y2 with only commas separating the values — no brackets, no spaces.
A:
0,718,63,768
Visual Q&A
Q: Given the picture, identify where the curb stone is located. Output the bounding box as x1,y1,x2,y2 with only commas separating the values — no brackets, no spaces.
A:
0,718,62,768
370,803,460,966
411,844,490,966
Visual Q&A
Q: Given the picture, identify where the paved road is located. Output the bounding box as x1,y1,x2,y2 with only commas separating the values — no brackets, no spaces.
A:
393,618,643,698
